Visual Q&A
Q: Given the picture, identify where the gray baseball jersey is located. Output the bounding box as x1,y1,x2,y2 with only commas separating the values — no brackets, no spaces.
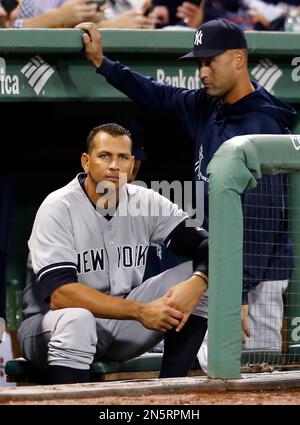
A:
24,174,189,317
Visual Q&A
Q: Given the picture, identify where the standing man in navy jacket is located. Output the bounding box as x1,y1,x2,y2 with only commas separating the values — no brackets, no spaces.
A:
76,19,296,355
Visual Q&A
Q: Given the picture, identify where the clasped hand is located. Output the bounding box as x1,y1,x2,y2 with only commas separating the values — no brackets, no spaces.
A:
164,276,207,332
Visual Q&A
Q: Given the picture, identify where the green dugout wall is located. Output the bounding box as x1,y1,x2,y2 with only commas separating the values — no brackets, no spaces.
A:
0,29,299,106
207,134,300,379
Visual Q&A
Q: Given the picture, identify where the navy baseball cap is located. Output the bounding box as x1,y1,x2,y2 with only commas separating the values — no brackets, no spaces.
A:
179,18,247,60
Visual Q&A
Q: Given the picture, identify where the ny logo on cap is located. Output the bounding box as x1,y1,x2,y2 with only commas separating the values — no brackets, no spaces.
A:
194,30,203,46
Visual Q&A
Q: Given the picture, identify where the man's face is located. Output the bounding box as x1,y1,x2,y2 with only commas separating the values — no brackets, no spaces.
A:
197,50,240,100
82,131,134,189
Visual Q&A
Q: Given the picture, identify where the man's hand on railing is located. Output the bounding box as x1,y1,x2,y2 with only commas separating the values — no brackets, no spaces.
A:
76,22,104,69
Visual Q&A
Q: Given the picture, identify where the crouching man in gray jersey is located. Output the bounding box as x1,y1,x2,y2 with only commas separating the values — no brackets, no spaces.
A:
18,123,209,384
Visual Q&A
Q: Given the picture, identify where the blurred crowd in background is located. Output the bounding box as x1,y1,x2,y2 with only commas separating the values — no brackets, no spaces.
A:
0,0,299,32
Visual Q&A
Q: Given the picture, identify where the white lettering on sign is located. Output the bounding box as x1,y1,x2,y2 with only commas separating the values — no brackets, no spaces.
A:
156,69,201,89
0,57,20,95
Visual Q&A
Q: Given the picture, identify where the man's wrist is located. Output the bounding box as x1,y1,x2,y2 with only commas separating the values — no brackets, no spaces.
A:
135,301,145,322
94,57,103,69
94,56,105,70
192,271,208,287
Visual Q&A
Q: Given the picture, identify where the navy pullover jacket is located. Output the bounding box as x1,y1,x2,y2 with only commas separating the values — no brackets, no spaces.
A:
97,57,296,302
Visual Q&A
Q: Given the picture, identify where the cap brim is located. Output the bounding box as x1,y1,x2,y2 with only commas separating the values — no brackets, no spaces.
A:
179,48,226,60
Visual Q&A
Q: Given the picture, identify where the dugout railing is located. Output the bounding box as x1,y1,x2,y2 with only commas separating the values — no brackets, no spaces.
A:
207,134,300,379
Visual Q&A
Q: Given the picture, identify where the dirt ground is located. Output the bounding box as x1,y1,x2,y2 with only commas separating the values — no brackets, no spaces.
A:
2,388,300,405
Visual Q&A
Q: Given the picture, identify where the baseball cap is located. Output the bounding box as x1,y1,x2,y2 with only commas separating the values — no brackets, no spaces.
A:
179,18,247,60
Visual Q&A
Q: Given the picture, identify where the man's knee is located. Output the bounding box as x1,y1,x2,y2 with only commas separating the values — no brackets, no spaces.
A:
48,308,97,368
54,308,97,342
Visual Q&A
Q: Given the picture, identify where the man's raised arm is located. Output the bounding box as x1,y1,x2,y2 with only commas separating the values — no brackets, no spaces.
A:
75,22,199,133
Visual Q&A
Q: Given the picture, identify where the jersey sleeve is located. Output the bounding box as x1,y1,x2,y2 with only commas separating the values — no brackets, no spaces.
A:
28,199,78,301
148,190,189,245
164,220,208,276
97,57,201,140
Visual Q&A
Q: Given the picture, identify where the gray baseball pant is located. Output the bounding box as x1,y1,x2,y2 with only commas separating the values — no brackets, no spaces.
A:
243,279,288,350
18,261,208,370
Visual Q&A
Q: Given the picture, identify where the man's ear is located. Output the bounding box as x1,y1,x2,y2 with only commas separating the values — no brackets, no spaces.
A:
130,155,135,176
235,49,246,69
81,152,89,173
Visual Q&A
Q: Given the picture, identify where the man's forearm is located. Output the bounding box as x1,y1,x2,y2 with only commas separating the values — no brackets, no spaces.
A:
22,10,63,28
50,282,143,320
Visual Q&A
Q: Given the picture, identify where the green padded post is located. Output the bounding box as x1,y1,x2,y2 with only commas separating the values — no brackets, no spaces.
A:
207,138,260,379
207,134,300,379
